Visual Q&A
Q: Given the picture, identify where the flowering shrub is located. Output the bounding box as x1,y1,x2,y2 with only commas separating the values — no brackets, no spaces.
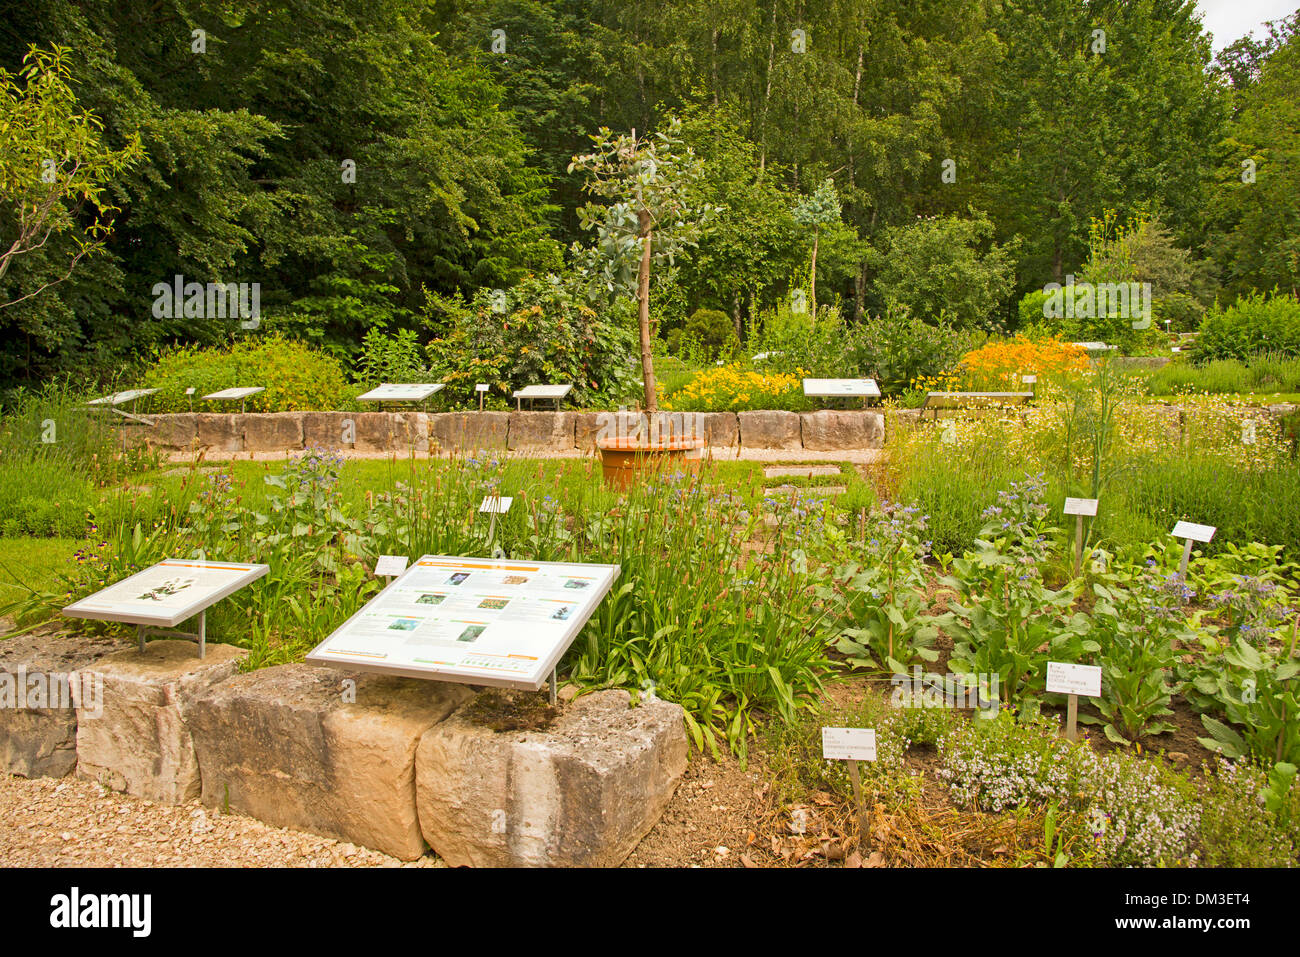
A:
142,335,357,412
938,712,1199,866
663,362,810,412
955,336,1090,392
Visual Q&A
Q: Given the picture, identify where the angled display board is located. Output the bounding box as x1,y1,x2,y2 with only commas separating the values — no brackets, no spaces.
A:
802,378,881,398
307,555,620,690
62,559,269,629
358,383,445,402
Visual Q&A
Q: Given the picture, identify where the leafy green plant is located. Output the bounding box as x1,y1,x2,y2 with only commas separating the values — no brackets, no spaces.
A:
939,476,1094,710
356,327,433,384
822,502,940,672
1197,635,1300,765
1079,574,1191,744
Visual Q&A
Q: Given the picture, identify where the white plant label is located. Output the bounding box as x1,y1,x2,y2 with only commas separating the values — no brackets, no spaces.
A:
1063,497,1099,517
1171,521,1216,543
1046,661,1102,698
479,496,513,514
374,555,409,578
821,727,877,762
475,384,490,392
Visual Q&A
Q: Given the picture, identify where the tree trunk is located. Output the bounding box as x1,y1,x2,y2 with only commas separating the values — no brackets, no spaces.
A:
732,291,742,342
809,229,819,319
638,209,657,412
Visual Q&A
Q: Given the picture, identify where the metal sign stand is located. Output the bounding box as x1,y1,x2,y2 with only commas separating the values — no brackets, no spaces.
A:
135,610,207,658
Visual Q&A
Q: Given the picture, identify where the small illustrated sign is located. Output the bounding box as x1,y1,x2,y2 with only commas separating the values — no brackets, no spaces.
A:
479,496,513,514
1046,662,1102,698
374,555,409,578
821,727,877,762
1063,497,1099,517
1172,521,1216,543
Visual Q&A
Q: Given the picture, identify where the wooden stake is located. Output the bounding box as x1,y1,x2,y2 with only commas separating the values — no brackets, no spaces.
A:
1074,514,1084,577
1178,537,1194,577
1066,694,1079,742
846,759,870,851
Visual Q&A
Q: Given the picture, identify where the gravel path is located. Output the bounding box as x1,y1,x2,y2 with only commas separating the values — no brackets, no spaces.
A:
0,772,442,868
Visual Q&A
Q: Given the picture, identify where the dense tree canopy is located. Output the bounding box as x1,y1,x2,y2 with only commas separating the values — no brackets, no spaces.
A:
1,0,1296,387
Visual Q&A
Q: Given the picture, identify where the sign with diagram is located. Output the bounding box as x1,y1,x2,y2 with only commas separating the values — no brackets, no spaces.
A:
306,555,620,690
62,559,269,628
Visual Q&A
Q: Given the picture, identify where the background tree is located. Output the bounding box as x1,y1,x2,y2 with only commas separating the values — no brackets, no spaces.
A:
791,177,841,316
0,45,142,303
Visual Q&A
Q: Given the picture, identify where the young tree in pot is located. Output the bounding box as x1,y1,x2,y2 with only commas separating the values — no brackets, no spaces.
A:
569,118,711,413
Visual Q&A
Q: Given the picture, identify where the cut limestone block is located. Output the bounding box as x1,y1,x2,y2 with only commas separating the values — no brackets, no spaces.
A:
352,412,395,454
700,412,739,448
0,632,125,778
737,410,802,450
242,412,304,452
763,465,842,479
147,414,197,452
415,689,688,867
75,640,247,804
302,411,354,450
573,412,604,451
190,664,472,860
428,412,509,452
508,412,577,451
799,410,885,451
392,412,430,453
194,413,242,453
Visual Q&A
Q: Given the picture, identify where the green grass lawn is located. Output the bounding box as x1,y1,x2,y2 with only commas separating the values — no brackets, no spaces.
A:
0,537,85,610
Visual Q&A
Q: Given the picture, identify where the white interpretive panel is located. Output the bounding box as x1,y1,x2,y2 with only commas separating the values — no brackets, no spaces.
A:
1171,521,1217,543
306,555,620,690
512,384,573,400
358,383,444,403
62,559,269,629
87,389,158,407
802,378,881,398
203,387,265,401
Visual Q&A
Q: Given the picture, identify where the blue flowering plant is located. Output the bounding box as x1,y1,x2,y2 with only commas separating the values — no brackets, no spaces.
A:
1079,566,1196,744
821,501,940,673
938,475,1094,712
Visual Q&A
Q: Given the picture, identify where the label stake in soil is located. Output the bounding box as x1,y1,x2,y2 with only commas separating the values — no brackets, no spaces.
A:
1046,662,1102,742
1171,521,1216,577
1063,498,1099,578
821,727,876,851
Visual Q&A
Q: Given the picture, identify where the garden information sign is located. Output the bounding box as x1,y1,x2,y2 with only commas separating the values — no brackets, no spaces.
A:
822,727,876,846
802,378,880,406
1063,497,1100,576
1046,661,1102,742
1171,521,1217,575
357,383,444,404
62,559,269,657
307,555,619,692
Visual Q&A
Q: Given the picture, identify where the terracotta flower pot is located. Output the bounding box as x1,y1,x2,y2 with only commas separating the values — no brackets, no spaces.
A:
596,436,705,490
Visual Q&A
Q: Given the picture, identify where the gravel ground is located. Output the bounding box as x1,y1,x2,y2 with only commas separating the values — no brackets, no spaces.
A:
0,772,442,868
